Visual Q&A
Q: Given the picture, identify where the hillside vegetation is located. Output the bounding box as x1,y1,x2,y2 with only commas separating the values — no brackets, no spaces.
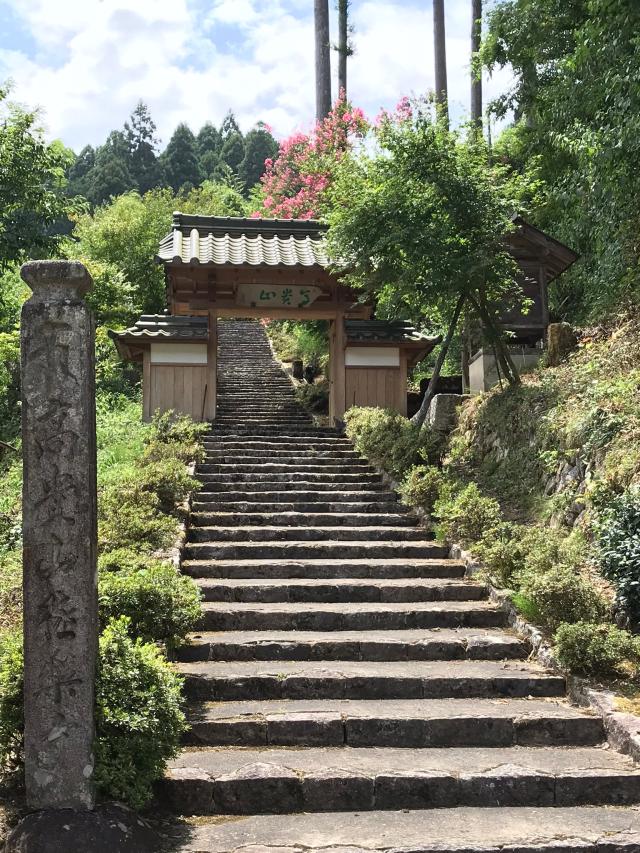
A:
346,314,640,681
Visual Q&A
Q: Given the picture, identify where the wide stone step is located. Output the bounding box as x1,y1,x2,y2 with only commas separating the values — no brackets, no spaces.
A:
187,526,428,544
178,660,564,701
208,428,344,438
181,557,465,580
197,463,372,475
199,601,506,632
191,501,409,515
195,483,392,496
203,440,354,451
162,745,640,815
194,577,487,603
196,472,379,485
185,541,447,561
177,628,527,662
203,450,363,461
181,696,602,748
191,512,416,528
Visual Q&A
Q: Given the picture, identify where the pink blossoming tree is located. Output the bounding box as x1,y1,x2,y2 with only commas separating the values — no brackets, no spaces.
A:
255,95,368,220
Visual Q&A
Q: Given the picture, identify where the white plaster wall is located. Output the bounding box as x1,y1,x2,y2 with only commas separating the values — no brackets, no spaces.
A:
345,347,400,367
150,343,208,364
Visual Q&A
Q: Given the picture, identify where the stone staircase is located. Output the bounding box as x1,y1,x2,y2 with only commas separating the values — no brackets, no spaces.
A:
164,319,640,853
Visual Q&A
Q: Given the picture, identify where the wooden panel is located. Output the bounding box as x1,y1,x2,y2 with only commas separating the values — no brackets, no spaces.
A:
148,364,208,421
345,367,402,413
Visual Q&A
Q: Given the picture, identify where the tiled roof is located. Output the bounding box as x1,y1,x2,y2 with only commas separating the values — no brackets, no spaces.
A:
156,213,330,267
108,314,208,343
346,320,440,345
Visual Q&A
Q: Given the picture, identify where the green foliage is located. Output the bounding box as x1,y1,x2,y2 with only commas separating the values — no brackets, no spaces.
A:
124,101,164,195
265,320,329,369
554,621,640,679
519,565,608,632
98,479,178,553
0,630,23,776
95,617,186,809
160,123,202,192
483,0,640,319
147,409,208,447
239,123,279,191
0,85,76,267
136,458,198,514
596,488,640,620
345,407,442,480
99,558,201,650
0,552,21,636
295,381,329,415
468,521,524,587
0,331,20,441
434,483,502,547
400,465,449,516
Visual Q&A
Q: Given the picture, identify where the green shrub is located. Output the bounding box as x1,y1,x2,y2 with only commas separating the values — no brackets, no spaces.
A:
434,483,502,547
345,407,442,479
0,631,23,777
400,465,449,515
519,565,609,631
596,488,640,619
295,381,329,414
0,550,22,634
98,547,152,574
554,621,640,678
472,522,526,588
148,410,207,447
95,618,187,809
98,482,177,553
142,437,203,465
99,561,202,650
137,458,197,514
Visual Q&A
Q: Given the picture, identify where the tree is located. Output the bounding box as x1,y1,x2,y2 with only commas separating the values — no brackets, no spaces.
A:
124,101,164,194
238,123,279,192
85,131,135,205
315,0,332,121
433,0,449,126
160,123,202,192
470,0,482,131
220,110,240,139
257,97,368,219
0,85,76,267
67,145,96,198
218,131,246,174
335,0,354,97
327,98,529,427
482,0,640,319
197,122,222,178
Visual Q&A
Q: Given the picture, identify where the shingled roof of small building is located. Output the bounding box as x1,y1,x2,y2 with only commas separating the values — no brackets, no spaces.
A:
108,314,208,350
156,213,330,268
346,320,440,346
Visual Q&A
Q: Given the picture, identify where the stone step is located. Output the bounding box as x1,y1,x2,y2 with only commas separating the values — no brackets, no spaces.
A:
203,439,354,450
194,577,487,603
184,541,447,561
181,557,465,580
196,473,378,485
163,806,640,853
191,501,409,515
198,600,507,631
194,483,392,495
177,628,528,662
161,745,640,815
187,526,429,544
178,660,565,701
208,428,344,438
197,463,372,475
190,512,415,528
179,697,603,748
203,450,363,461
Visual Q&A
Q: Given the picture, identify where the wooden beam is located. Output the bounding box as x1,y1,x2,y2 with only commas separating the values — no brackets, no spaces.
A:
142,350,151,422
330,313,346,423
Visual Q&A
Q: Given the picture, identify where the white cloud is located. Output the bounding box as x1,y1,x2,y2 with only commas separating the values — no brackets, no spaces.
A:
0,0,514,151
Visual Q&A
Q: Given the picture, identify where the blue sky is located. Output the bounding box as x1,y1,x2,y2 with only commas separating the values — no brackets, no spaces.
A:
0,0,513,152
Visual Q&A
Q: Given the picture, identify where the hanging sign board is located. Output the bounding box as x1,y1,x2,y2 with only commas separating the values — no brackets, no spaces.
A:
236,284,323,309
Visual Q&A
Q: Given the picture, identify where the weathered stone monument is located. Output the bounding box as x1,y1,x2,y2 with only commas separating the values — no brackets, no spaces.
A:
20,260,98,811
6,261,158,852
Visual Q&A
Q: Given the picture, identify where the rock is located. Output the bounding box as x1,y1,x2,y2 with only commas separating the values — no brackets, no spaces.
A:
547,322,578,366
4,804,160,853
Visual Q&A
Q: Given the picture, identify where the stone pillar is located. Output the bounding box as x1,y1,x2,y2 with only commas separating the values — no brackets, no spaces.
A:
20,261,97,811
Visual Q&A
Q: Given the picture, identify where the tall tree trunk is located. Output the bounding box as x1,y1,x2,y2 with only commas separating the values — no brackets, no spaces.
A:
468,291,521,386
433,0,449,127
411,293,465,429
470,0,483,134
315,0,332,121
338,0,349,97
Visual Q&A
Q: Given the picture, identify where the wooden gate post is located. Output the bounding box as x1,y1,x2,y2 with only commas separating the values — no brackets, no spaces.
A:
20,261,98,811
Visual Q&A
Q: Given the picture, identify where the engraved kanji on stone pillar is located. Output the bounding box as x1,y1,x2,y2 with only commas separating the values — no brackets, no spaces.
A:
20,260,97,811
